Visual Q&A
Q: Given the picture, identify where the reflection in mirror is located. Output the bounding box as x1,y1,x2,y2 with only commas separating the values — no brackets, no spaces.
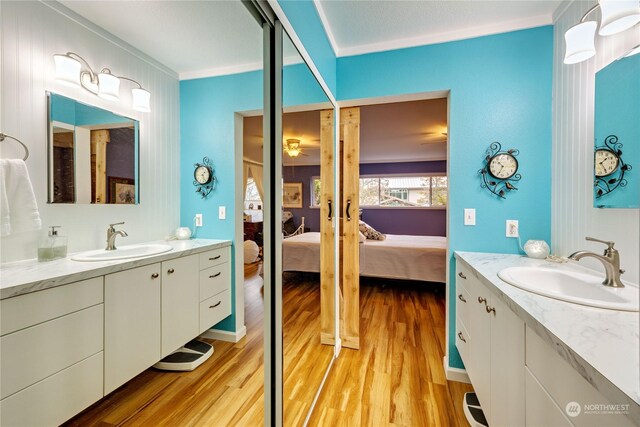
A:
593,53,639,208
47,93,138,204
281,31,334,424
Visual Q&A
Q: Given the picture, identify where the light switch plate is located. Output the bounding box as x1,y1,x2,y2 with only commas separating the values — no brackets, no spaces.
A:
464,209,476,226
219,206,226,220
506,220,519,237
194,214,203,227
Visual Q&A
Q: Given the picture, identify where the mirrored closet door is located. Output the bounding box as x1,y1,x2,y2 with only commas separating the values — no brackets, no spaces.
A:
278,28,338,425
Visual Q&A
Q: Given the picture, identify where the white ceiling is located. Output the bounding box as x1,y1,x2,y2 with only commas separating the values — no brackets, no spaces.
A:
244,98,448,166
316,0,563,56
59,0,562,79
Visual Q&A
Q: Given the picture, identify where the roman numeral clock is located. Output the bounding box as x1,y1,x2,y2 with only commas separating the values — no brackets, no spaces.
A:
479,142,522,199
594,135,631,200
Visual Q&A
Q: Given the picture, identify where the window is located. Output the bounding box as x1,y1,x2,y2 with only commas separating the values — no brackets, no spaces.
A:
245,178,262,209
311,175,447,208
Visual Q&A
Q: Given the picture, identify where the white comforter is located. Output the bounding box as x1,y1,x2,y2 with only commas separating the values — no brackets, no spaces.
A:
282,232,447,283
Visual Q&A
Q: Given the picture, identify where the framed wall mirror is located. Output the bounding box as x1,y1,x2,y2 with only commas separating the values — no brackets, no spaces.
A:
593,52,639,208
47,92,139,204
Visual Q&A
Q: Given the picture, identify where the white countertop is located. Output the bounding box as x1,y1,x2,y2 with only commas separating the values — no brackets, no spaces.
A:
0,239,231,300
455,252,640,418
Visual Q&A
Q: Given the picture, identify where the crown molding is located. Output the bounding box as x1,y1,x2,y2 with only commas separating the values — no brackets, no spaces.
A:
337,13,553,57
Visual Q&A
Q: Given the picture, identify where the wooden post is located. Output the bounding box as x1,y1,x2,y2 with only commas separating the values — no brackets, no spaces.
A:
91,130,109,204
320,110,335,345
340,107,360,350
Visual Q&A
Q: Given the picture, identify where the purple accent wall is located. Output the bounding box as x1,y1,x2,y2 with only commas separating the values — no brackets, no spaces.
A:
106,128,135,202
283,161,447,236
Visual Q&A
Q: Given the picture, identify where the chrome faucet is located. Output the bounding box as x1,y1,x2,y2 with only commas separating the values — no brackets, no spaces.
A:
106,222,128,251
569,237,625,288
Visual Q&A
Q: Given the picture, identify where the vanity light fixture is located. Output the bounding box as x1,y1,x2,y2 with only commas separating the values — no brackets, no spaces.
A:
564,0,640,65
53,52,151,112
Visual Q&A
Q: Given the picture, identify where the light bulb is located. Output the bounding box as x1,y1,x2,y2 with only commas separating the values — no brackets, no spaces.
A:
564,21,597,64
132,88,151,112
54,54,81,88
599,0,640,36
98,72,120,101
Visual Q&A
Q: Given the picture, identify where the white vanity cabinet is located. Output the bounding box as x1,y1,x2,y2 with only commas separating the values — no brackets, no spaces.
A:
105,263,162,394
0,277,104,426
456,263,525,427
198,247,231,333
1,241,232,425
162,255,200,357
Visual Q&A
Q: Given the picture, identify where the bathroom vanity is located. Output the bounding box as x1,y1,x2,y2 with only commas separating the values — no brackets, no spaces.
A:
455,252,639,426
0,239,231,426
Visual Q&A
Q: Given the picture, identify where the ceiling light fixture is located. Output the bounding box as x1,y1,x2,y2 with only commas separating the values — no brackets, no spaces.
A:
284,139,302,158
564,0,640,65
53,52,151,112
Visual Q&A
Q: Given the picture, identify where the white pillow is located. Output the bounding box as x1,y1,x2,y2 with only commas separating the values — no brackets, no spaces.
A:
244,240,260,264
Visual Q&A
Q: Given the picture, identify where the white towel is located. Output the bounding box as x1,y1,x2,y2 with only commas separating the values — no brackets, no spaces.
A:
0,159,42,236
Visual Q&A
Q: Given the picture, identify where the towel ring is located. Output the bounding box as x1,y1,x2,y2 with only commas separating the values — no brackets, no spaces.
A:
0,132,29,161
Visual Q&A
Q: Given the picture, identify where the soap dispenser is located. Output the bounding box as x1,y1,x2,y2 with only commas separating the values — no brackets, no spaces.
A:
38,226,68,262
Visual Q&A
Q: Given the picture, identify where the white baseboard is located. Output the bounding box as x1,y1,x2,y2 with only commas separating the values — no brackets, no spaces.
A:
199,325,247,343
443,355,471,384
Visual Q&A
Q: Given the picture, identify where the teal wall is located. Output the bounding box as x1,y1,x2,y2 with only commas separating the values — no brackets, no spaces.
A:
336,26,554,369
180,63,327,332
278,0,336,96
594,53,639,208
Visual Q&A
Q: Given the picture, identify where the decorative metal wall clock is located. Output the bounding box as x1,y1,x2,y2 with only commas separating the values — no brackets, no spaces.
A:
478,142,521,199
193,157,215,199
594,135,631,199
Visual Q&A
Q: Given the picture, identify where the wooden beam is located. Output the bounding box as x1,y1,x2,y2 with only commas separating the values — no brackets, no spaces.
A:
91,130,109,204
53,131,74,149
340,107,360,350
320,110,335,346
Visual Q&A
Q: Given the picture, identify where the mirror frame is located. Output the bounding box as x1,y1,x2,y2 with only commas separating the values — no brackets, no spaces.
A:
46,91,140,205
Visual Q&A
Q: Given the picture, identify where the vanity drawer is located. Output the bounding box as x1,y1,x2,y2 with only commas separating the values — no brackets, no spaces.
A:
0,304,103,399
0,276,103,336
0,352,103,427
199,247,229,270
199,263,230,301
525,326,634,427
525,367,574,427
199,290,231,334
456,262,473,294
455,321,470,366
456,284,470,330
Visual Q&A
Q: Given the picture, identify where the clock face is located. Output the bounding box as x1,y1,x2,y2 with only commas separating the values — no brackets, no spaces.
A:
594,149,619,177
488,154,518,179
194,165,211,184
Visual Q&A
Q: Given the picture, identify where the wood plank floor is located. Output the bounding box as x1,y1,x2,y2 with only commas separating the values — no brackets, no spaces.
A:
65,268,471,426
308,279,473,427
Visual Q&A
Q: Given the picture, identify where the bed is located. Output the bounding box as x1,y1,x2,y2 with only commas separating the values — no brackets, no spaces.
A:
282,232,447,283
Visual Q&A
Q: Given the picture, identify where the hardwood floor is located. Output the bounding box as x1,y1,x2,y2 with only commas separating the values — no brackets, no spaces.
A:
308,279,473,427
65,268,471,426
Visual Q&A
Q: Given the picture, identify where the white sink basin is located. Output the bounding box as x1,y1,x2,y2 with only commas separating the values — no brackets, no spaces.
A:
498,266,639,311
71,244,173,262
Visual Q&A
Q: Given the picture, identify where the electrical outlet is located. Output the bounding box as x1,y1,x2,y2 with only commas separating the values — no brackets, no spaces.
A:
464,209,476,226
195,214,203,227
219,206,226,220
506,220,519,238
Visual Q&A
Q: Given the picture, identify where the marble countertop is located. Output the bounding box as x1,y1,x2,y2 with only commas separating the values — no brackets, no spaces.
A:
0,239,231,300
455,251,640,419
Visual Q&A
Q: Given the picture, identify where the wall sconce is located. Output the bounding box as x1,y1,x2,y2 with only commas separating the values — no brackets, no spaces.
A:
564,0,640,64
53,52,151,112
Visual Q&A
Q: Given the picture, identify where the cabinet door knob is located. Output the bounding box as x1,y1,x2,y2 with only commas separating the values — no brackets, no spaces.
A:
478,296,487,304
458,272,467,279
458,294,466,303
167,268,175,274
458,331,466,343
486,305,496,315
151,273,159,279
209,255,221,261
209,272,221,279
209,301,222,309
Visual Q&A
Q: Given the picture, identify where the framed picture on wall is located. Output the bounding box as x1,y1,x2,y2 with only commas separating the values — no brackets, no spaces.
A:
109,177,136,204
283,182,303,208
